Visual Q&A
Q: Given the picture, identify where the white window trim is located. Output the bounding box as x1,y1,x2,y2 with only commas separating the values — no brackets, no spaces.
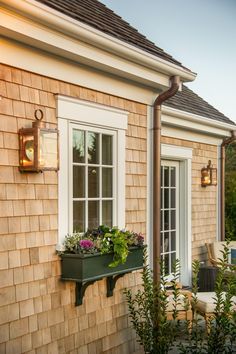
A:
57,95,128,244
161,143,192,286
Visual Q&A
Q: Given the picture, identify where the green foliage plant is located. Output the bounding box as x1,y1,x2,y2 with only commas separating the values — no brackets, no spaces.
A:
60,225,144,268
206,241,236,353
124,251,184,354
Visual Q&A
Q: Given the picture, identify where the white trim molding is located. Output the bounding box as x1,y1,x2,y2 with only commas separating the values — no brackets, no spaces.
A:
57,96,128,243
161,144,192,286
162,106,235,138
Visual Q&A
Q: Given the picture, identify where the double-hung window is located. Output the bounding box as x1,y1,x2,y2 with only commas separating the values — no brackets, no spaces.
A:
71,125,116,232
58,96,127,244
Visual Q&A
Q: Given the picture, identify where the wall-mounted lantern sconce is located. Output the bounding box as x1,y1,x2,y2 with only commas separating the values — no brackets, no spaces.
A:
201,160,217,187
19,109,59,172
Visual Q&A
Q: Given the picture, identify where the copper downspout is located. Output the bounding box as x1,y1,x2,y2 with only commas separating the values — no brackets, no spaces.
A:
153,75,180,284
220,131,236,240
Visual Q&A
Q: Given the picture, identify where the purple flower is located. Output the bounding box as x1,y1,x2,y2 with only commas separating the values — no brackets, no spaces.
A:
79,239,94,250
137,233,144,246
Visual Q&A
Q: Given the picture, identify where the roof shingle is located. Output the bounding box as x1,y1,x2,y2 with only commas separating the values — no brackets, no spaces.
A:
164,85,234,125
35,0,189,70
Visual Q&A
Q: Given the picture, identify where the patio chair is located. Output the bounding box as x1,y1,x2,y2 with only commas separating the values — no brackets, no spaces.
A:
195,291,236,331
205,241,236,269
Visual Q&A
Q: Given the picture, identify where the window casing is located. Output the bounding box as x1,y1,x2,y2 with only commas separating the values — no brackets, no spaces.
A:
58,95,127,244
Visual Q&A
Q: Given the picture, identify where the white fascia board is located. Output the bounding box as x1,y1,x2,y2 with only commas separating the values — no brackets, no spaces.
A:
162,106,236,138
0,0,196,85
1,37,157,105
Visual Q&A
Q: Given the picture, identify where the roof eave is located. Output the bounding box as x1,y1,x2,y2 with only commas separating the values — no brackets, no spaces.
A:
0,0,196,83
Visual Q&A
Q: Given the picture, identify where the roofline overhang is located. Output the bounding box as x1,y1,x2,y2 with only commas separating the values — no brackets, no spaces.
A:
0,0,196,84
162,105,235,138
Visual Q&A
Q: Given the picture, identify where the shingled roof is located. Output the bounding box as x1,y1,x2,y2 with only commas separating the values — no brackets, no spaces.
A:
35,0,189,70
164,85,234,125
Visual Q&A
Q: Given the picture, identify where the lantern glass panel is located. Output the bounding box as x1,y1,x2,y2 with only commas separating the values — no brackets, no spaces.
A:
22,134,35,168
39,130,58,169
211,168,217,185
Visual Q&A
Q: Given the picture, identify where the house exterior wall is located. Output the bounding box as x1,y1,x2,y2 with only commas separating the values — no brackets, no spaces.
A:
0,63,146,354
161,135,218,261
0,61,219,353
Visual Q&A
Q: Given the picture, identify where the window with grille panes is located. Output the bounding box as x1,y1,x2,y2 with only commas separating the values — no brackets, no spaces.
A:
71,124,116,232
161,160,179,277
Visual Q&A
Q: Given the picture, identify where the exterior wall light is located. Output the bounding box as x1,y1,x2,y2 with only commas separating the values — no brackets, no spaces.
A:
201,160,217,187
19,109,59,172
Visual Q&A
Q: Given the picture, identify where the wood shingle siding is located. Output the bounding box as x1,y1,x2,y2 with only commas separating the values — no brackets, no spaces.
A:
0,63,145,353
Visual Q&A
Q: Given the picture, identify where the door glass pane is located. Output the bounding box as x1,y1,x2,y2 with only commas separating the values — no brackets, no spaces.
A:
171,210,176,230
164,232,169,252
88,201,99,229
171,232,176,251
73,130,85,163
161,166,163,187
164,210,169,231
171,253,176,273
88,132,99,164
73,201,85,232
102,168,113,197
171,189,176,209
171,167,176,187
161,233,163,253
102,135,113,165
88,167,99,198
164,254,169,276
164,189,169,209
73,166,85,198
102,200,112,226
164,167,169,187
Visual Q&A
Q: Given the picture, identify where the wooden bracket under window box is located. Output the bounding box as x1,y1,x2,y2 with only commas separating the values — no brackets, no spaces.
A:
60,246,144,305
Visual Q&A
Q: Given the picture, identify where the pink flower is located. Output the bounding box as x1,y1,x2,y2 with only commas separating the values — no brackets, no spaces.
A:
79,239,94,250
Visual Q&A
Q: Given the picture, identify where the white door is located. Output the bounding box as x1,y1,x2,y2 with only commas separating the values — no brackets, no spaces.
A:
161,160,180,278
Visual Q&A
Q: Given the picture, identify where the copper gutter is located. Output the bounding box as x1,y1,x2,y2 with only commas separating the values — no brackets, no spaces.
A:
220,131,236,240
153,75,180,284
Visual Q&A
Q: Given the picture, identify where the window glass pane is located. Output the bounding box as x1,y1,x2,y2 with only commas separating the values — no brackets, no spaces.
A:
102,200,112,227
102,168,113,197
73,201,85,232
161,210,163,230
102,135,113,165
171,167,176,187
73,130,85,163
73,166,85,198
88,132,99,164
164,167,169,187
171,189,176,209
88,167,99,198
88,201,99,229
